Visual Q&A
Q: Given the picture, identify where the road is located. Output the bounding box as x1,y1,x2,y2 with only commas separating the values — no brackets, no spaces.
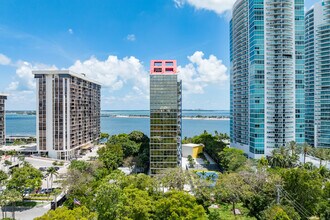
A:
25,157,69,188
1,203,50,220
299,153,330,169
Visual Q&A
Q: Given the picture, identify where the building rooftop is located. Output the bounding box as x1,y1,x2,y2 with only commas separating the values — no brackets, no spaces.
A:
33,70,101,86
182,143,204,148
150,60,177,74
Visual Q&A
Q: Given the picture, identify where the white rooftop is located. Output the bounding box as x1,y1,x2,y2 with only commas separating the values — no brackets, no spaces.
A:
182,143,204,148
33,70,101,86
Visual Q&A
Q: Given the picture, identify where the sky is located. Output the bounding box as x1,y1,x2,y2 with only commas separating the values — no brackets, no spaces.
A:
0,0,315,110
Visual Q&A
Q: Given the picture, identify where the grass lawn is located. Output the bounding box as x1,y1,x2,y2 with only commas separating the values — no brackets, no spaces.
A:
209,203,256,220
17,201,45,207
13,201,48,207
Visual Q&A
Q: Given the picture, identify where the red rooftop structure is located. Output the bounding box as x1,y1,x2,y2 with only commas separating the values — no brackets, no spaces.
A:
150,60,177,74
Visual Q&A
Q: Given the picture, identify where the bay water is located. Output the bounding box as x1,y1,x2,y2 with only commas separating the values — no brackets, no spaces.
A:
6,110,230,138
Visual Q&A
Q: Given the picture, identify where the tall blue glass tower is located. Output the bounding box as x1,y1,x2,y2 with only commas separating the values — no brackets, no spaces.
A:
230,0,305,158
305,2,324,147
306,0,330,148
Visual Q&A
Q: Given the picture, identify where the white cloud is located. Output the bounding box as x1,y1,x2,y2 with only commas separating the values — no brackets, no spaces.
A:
3,60,57,109
126,34,136,41
7,61,57,91
4,51,228,109
69,55,149,94
174,0,235,15
0,54,11,65
7,82,19,91
5,90,35,110
178,51,228,94
5,55,149,109
68,28,74,34
174,0,185,8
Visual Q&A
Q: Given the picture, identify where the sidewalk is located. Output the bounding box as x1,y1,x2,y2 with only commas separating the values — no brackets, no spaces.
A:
2,203,50,220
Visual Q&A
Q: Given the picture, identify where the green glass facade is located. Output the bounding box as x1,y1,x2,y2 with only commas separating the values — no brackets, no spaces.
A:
149,72,182,175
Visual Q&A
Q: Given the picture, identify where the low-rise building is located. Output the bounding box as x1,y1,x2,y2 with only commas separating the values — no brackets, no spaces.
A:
182,143,204,158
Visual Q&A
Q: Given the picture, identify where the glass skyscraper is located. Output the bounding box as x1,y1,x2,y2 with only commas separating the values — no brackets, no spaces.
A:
306,1,330,148
149,60,182,175
230,0,305,158
305,2,324,146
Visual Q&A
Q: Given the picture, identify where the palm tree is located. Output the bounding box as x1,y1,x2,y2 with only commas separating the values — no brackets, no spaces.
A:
209,172,217,182
7,151,16,162
12,150,18,162
287,141,297,156
325,149,330,167
314,148,328,168
276,145,289,157
17,155,25,167
299,143,312,164
0,189,21,219
4,189,21,220
18,155,25,162
46,167,59,197
269,150,279,168
269,148,288,168
199,171,207,179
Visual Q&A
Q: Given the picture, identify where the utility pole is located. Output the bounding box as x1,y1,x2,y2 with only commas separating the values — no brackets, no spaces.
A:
276,185,281,205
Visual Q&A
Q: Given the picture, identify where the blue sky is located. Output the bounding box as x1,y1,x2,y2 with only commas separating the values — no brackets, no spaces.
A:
0,0,315,110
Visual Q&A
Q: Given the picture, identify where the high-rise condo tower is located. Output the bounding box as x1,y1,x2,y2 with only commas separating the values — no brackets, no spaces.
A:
230,0,305,158
33,70,101,160
306,1,330,148
149,60,182,175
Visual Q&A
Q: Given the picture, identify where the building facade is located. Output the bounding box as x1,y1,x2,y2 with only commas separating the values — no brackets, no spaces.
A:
230,0,305,158
33,70,101,160
305,2,325,147
149,60,182,175
306,1,330,148
0,95,7,146
230,0,249,151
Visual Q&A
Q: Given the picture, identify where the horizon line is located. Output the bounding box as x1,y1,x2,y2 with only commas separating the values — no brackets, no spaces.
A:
5,109,230,111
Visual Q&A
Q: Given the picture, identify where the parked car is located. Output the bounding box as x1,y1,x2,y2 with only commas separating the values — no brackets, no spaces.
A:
23,188,33,196
40,188,53,194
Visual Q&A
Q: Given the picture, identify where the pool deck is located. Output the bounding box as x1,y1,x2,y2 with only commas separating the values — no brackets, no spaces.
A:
182,152,219,171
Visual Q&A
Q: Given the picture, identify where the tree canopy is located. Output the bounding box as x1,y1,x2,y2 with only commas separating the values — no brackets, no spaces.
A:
35,206,97,220
218,147,247,172
7,163,43,198
34,131,330,220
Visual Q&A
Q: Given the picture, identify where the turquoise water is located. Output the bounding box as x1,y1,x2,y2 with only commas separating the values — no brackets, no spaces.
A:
195,171,219,186
6,114,36,137
6,110,230,137
101,110,230,117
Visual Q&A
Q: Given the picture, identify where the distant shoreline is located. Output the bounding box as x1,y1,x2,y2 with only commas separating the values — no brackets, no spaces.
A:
103,115,230,121
6,111,230,121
